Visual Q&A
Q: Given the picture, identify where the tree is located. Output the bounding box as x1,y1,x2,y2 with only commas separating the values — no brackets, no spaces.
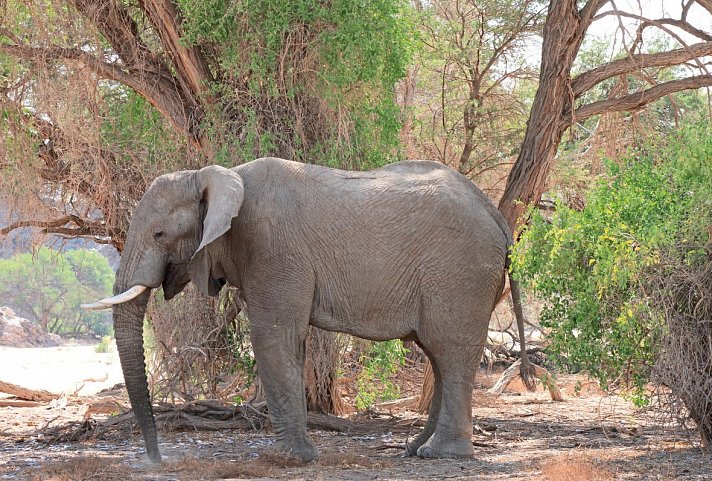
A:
0,0,412,249
0,247,113,335
499,0,712,230
0,0,412,414
408,0,545,186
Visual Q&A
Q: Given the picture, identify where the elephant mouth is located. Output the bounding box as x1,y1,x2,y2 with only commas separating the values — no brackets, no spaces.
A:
162,262,191,300
82,261,194,310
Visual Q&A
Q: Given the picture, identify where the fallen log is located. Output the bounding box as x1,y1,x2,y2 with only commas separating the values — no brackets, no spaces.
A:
0,399,42,408
0,380,59,402
488,360,564,402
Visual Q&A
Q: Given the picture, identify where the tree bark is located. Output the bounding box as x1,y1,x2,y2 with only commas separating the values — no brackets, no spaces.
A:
498,0,596,229
304,328,344,415
417,359,434,414
498,0,712,231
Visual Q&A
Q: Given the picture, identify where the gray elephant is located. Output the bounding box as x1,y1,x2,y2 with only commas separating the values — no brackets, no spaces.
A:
84,157,535,463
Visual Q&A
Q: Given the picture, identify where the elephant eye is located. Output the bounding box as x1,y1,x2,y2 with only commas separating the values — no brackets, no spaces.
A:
153,230,166,241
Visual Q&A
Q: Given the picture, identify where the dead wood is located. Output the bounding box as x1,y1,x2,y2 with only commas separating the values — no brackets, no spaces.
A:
0,399,42,407
42,400,356,444
0,380,59,402
488,360,564,402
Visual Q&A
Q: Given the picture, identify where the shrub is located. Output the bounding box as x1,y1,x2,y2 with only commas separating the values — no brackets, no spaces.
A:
355,339,407,410
511,122,711,409
94,336,114,353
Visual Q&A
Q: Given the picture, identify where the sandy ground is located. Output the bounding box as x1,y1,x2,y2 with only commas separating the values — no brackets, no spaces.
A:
0,345,123,396
0,346,709,481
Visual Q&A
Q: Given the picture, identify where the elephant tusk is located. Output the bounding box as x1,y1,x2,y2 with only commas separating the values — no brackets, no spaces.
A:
81,285,149,310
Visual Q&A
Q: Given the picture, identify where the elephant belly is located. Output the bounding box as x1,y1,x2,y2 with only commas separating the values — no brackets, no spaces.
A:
309,291,415,342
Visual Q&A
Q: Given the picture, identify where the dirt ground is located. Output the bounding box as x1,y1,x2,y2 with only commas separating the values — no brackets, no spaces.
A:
0,346,709,481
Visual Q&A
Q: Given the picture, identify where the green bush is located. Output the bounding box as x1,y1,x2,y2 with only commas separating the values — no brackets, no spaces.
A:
355,340,407,410
511,123,712,402
95,336,114,353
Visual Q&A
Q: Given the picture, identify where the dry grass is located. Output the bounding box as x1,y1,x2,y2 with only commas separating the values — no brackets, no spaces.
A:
540,454,613,481
317,451,394,469
26,456,130,481
155,451,393,479
158,456,279,479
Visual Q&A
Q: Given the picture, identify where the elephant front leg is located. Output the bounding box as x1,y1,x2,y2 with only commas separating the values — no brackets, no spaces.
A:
250,320,317,462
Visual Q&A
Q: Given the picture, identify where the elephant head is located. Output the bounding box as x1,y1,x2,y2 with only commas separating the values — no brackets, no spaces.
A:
82,165,244,462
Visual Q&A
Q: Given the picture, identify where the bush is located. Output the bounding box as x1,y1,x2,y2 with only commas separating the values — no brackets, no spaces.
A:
355,339,407,410
95,336,114,353
650,250,712,448
649,124,712,448
146,285,253,403
512,122,711,408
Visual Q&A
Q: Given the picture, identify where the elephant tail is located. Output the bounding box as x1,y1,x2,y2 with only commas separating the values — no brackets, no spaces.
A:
506,255,538,392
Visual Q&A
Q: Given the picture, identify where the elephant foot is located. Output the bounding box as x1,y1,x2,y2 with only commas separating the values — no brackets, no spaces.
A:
274,436,318,462
404,433,431,457
415,436,474,459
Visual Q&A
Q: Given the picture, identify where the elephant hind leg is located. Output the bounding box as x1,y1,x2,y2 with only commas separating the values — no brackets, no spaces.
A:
405,345,442,456
412,308,487,458
415,359,477,458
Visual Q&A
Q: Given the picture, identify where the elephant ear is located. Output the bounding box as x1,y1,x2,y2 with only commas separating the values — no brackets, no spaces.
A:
188,165,244,297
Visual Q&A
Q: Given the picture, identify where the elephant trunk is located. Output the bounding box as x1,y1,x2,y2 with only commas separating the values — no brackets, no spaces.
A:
113,285,161,463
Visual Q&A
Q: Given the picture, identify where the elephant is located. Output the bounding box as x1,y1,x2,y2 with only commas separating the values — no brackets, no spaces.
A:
83,157,535,463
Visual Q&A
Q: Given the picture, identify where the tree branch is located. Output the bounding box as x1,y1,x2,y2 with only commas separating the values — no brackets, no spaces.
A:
572,75,712,121
697,0,712,15
0,215,110,238
571,42,712,97
579,0,611,25
137,0,213,101
69,0,161,69
0,40,199,145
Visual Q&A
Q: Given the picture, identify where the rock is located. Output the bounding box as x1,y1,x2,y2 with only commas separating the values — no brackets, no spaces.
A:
0,307,63,347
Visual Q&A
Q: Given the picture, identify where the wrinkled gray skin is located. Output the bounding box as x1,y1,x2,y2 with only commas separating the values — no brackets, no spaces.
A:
112,157,532,463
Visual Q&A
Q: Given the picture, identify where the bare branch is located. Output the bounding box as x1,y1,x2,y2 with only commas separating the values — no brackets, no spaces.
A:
68,0,160,68
572,75,712,121
0,214,109,238
572,42,712,96
579,0,611,24
0,40,199,145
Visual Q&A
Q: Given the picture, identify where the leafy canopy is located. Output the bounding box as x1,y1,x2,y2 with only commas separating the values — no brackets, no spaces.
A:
176,0,415,168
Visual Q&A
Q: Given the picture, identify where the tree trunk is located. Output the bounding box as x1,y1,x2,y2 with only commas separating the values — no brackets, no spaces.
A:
0,380,58,402
304,327,344,415
417,359,434,414
498,0,589,231
399,65,419,159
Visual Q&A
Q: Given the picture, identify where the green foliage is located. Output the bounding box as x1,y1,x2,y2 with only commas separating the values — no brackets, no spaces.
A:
511,123,712,400
177,0,413,168
355,340,407,410
0,247,114,336
94,335,114,353
100,87,187,172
